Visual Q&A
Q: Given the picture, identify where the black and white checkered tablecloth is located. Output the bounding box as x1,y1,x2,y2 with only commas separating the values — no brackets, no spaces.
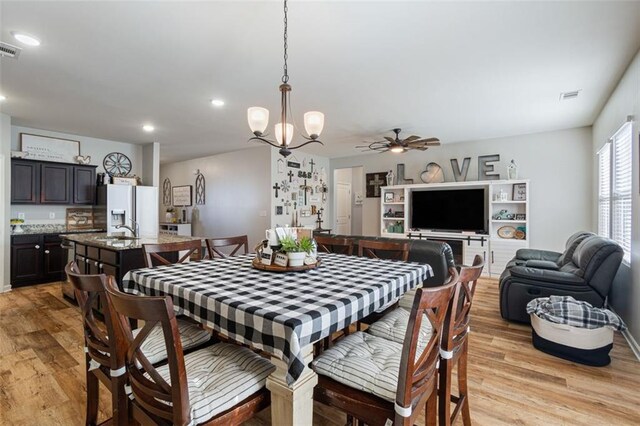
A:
121,253,432,384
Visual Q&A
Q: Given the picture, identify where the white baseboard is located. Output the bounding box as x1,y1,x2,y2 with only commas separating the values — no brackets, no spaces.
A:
621,328,640,362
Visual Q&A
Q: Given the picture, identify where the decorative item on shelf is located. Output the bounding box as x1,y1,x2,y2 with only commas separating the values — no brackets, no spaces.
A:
386,169,394,186
162,178,172,205
515,226,527,239
279,235,314,267
66,208,94,230
394,211,404,218
507,159,519,180
512,183,527,201
493,209,514,220
396,163,413,184
10,218,24,233
195,170,205,205
247,0,324,158
478,154,500,180
165,207,175,223
420,162,444,183
384,208,394,217
450,157,471,182
75,155,91,164
97,172,107,186
366,172,386,197
384,192,394,203
497,225,517,239
172,185,193,207
515,213,526,220
10,150,29,159
356,128,440,153
112,176,138,186
20,133,80,163
103,152,132,177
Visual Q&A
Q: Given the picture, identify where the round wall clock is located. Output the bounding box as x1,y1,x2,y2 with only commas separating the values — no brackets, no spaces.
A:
103,152,132,177
420,162,444,183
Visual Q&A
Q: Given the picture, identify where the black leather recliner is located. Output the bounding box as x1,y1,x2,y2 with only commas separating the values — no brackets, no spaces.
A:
499,234,623,323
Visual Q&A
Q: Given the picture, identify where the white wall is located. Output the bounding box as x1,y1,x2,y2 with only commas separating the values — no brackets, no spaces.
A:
593,49,640,346
10,125,145,222
330,126,594,251
269,149,331,229
160,146,271,248
1,114,11,292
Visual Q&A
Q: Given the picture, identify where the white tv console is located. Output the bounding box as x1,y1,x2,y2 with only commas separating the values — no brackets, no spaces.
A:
380,179,530,277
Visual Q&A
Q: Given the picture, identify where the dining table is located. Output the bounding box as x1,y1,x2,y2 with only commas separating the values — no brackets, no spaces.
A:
121,252,433,425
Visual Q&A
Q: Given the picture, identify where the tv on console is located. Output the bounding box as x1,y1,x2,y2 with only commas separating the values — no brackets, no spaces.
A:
411,188,487,233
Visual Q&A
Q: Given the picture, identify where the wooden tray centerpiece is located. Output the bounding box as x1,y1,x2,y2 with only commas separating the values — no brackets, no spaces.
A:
251,256,320,273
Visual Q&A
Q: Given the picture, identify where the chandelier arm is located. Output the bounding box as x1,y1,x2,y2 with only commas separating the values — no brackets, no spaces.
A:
287,139,324,150
249,136,286,149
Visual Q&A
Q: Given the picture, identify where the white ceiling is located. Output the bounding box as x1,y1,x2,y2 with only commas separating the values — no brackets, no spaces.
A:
1,1,639,163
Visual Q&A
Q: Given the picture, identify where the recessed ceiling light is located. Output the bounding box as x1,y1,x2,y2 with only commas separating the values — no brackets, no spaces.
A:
0,95,6,102
210,99,225,107
142,124,155,132
11,32,41,47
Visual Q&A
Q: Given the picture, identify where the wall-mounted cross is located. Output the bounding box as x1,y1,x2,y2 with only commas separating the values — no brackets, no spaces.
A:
284,200,292,215
288,170,294,182
309,158,316,173
299,179,312,205
272,182,281,198
369,174,384,197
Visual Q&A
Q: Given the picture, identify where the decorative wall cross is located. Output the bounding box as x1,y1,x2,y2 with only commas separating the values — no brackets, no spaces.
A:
288,170,294,182
309,158,316,173
368,174,385,197
272,182,281,198
284,200,292,215
299,179,312,205
315,207,324,230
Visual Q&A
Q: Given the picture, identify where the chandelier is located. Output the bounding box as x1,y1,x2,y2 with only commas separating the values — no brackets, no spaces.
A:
247,0,324,158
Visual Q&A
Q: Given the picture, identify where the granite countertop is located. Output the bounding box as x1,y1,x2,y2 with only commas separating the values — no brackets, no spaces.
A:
11,224,106,236
62,232,203,251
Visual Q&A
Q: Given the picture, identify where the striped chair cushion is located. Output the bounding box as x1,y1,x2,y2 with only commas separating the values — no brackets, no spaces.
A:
134,318,211,365
366,308,433,358
154,343,275,424
311,331,402,402
398,284,422,311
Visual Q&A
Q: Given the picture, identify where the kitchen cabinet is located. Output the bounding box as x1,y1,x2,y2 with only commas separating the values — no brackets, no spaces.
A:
72,242,146,288
10,159,97,206
10,234,65,287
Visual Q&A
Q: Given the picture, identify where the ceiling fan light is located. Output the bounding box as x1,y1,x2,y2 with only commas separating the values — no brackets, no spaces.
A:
390,146,405,153
247,107,269,135
275,122,294,146
303,111,324,139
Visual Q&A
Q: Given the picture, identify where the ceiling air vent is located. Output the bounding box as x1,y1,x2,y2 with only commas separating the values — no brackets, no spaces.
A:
559,90,580,101
0,41,22,59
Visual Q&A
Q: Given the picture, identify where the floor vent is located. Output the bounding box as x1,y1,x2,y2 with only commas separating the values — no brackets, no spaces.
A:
0,42,22,59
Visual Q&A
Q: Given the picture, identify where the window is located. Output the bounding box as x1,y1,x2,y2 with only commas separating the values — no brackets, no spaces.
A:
597,122,632,263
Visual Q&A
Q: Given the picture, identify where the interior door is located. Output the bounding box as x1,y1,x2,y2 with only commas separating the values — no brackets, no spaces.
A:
335,182,352,235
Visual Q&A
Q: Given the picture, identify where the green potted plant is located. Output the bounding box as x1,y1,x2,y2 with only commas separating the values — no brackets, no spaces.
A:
279,236,314,267
10,218,25,233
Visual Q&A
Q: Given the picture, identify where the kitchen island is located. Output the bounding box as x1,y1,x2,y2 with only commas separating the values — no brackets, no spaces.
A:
63,232,203,290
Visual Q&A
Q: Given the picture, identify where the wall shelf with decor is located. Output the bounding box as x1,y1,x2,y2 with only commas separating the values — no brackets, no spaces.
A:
379,179,530,277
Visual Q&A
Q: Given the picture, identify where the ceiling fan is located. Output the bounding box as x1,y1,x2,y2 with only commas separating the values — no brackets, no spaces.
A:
357,128,440,153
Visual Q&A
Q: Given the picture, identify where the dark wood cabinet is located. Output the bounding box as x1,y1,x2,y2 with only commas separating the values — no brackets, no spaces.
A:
40,163,72,204
10,159,97,206
11,235,66,287
73,166,96,204
10,160,39,204
43,237,66,281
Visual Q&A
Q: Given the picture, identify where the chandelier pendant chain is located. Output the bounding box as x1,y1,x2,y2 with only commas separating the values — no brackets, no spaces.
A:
282,0,289,84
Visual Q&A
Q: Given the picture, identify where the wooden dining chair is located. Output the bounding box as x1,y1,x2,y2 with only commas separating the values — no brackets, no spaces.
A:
312,269,459,426
315,235,354,255
105,286,275,426
205,235,249,258
65,261,130,426
142,240,204,268
357,239,410,329
438,255,485,426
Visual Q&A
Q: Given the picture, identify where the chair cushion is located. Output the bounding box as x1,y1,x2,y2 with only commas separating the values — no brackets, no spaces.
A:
367,308,432,358
154,343,275,424
135,318,212,365
311,331,401,402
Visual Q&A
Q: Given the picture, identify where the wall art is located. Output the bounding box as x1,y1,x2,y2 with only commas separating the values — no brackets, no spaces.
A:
277,158,285,174
420,163,444,183
20,133,80,163
366,172,386,197
450,157,471,182
162,178,172,206
103,152,132,177
195,170,205,205
396,163,413,184
172,185,193,207
478,154,500,180
512,183,527,201
275,205,283,215
288,161,301,169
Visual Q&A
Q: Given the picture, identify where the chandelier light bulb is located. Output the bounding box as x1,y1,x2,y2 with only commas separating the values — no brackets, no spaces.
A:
274,122,294,146
247,107,269,135
303,111,324,139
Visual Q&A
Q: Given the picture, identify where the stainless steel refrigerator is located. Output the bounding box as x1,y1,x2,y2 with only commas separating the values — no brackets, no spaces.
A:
95,185,159,237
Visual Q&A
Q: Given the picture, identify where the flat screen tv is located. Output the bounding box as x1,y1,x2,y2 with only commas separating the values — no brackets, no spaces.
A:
411,188,487,233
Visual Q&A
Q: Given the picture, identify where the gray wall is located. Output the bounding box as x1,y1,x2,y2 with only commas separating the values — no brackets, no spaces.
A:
160,146,271,248
593,49,639,348
330,126,594,251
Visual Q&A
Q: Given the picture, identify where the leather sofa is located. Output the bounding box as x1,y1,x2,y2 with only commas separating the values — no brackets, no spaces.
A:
499,233,623,323
328,234,455,287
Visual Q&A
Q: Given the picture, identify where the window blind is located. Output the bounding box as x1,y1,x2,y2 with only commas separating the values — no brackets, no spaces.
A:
597,143,611,238
611,123,632,263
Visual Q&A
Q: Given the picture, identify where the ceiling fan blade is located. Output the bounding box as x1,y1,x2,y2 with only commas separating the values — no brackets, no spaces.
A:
401,135,421,143
384,136,396,143
407,138,440,146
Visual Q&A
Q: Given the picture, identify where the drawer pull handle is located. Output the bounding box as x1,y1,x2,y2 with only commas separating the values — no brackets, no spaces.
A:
44,250,50,254
35,245,40,249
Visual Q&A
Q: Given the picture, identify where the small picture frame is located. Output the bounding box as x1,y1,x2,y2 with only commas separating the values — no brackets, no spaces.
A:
515,213,526,220
274,252,289,267
512,183,527,201
384,192,394,203
275,206,283,215
172,185,193,207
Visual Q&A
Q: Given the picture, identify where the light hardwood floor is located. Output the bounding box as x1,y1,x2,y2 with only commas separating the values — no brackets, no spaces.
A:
0,279,638,425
